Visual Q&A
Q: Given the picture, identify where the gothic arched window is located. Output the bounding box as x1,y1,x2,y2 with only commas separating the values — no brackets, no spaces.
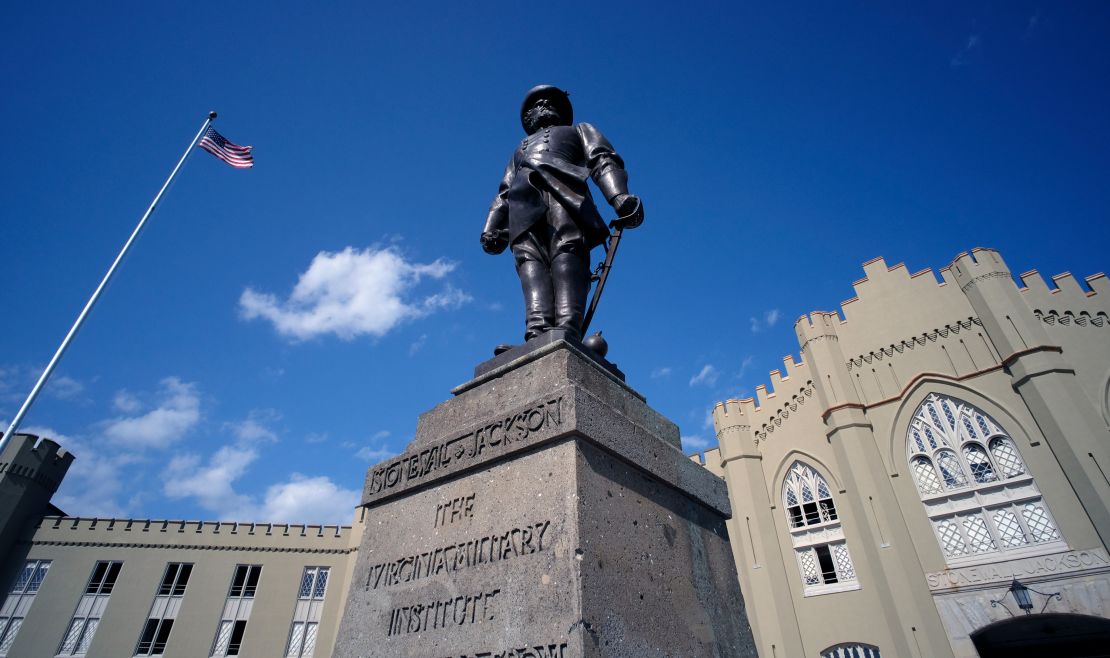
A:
782,462,858,595
907,394,1063,564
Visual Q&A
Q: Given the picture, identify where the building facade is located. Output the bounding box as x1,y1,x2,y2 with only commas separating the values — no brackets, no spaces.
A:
707,248,1110,657
0,434,364,657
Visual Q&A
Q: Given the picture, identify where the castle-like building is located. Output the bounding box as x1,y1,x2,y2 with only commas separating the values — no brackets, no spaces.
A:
706,248,1110,658
0,247,1106,657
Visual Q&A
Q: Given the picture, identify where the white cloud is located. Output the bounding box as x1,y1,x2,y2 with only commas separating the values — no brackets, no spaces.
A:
750,309,781,333
101,378,200,450
305,432,329,444
48,375,84,400
651,366,672,379
738,355,755,378
409,334,428,356
240,246,470,341
257,475,359,525
224,409,281,444
163,445,258,517
355,445,395,462
25,424,140,518
355,430,394,462
112,390,141,413
681,435,711,452
689,364,719,387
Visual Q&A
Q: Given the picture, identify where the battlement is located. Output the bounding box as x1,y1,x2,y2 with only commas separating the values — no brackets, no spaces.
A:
1019,269,1109,319
0,433,75,493
27,515,358,552
795,311,843,348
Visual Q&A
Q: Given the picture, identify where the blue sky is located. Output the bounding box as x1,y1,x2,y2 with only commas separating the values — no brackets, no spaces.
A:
2,2,1108,525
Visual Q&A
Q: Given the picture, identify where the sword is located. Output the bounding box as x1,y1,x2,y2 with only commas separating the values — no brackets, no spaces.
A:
581,198,642,336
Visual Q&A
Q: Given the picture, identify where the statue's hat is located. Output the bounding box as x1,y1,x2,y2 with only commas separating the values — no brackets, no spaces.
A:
520,85,573,133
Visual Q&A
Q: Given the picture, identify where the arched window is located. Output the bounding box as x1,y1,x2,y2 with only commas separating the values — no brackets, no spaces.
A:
782,462,858,595
822,643,881,658
907,394,1063,564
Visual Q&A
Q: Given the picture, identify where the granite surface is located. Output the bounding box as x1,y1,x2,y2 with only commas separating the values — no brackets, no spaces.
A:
335,342,756,657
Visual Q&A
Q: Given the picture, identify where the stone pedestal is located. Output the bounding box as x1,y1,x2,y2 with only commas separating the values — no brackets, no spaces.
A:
335,340,756,658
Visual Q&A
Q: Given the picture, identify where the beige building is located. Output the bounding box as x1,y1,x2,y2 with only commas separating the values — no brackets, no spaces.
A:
1,247,1108,657
0,434,364,657
707,248,1110,658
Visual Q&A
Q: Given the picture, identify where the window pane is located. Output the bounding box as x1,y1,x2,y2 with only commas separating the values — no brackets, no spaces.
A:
153,618,174,653
0,618,23,652
10,564,33,594
158,565,178,595
1022,503,1061,543
912,457,943,495
312,569,328,599
102,562,122,594
990,438,1026,478
797,549,819,586
935,519,968,557
230,566,248,597
244,566,261,597
59,618,84,654
302,622,318,656
963,444,996,483
75,618,98,654
819,500,838,523
814,545,838,584
137,619,159,654
802,502,820,525
213,620,233,656
228,620,247,655
937,450,967,488
87,563,108,594
962,515,997,553
172,564,192,595
993,509,1027,547
26,562,49,593
787,506,804,528
832,543,855,581
286,622,305,657
298,570,314,599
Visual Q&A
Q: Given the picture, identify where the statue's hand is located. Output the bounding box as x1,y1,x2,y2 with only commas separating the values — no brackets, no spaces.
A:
480,230,509,254
612,194,644,229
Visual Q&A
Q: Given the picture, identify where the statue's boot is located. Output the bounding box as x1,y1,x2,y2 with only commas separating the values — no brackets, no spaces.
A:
517,258,556,341
552,251,590,342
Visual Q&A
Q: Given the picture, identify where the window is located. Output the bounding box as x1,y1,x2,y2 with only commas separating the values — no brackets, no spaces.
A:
58,561,122,655
0,559,49,656
285,567,329,657
907,394,1064,564
782,463,858,595
211,565,261,657
822,643,881,658
135,563,192,656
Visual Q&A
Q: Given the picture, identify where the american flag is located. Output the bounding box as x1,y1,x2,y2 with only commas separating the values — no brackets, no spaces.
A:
197,127,253,168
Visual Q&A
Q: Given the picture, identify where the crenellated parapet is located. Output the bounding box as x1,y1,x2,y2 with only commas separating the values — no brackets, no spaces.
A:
713,354,816,458
0,433,74,495
1019,269,1110,330
24,515,358,554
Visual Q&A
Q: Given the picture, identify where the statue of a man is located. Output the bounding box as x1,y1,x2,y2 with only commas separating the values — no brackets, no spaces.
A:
481,85,643,345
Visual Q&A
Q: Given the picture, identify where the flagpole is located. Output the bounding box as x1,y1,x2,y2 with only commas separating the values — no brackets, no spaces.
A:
0,111,219,454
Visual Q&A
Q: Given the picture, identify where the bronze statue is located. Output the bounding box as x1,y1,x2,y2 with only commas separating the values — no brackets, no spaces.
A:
481,85,643,347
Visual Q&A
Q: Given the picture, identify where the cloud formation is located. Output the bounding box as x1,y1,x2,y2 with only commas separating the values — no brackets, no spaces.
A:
750,309,781,333
650,366,672,379
101,377,200,450
240,246,470,341
689,364,720,387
